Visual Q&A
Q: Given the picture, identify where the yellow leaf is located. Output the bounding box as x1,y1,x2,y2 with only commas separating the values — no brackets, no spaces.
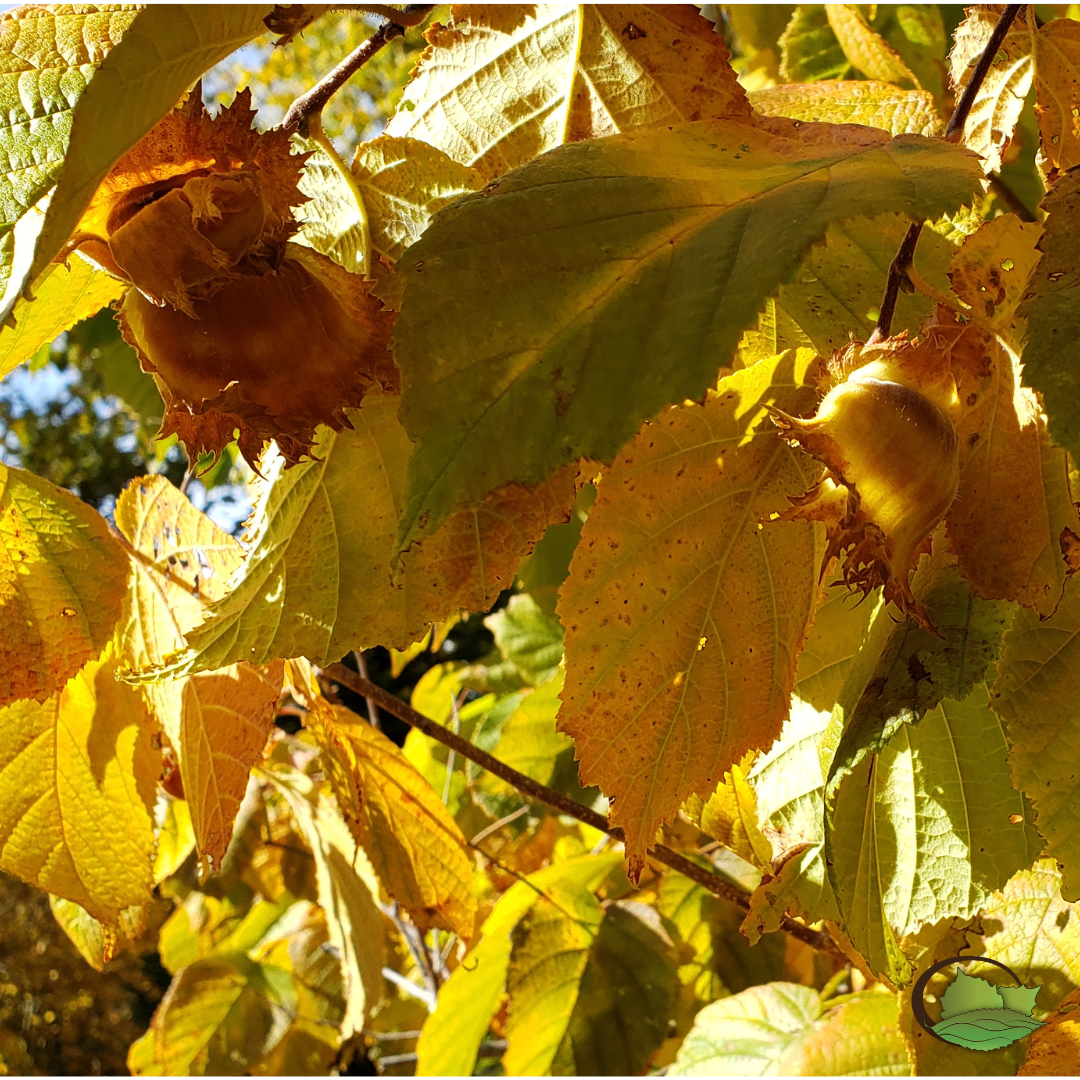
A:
751,80,942,135
943,320,1080,616
309,700,477,939
699,760,772,869
49,894,144,971
557,351,823,866
503,882,604,1075
267,768,385,1039
0,650,159,926
114,473,244,667
350,136,482,263
949,5,1034,174
137,392,575,675
1020,988,1080,1075
948,214,1042,334
113,475,280,865
153,795,194,884
1034,19,1080,181
386,4,750,179
973,859,1080,1007
0,461,129,707
0,256,125,384
173,661,285,867
415,852,623,1077
826,5,919,86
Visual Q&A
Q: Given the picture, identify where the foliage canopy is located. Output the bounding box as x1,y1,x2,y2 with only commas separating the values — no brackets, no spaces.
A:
3,2,1080,1075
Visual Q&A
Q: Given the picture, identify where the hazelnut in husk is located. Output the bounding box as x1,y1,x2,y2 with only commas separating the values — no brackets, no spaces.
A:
73,89,395,468
768,343,961,630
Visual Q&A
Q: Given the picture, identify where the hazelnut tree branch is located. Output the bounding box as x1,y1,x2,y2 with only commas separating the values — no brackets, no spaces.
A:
869,3,1023,344
282,4,434,134
320,661,845,959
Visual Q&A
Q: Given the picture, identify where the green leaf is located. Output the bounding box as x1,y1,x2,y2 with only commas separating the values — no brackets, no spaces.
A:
128,953,294,1076
415,852,622,1077
516,483,595,616
0,6,137,318
671,983,911,1076
90,315,164,422
134,392,572,678
503,881,604,1075
485,593,564,687
793,576,881,712
553,902,678,1075
992,574,1080,902
825,557,1013,807
775,213,957,354
672,981,820,1075
726,6,795,80
786,990,912,1075
474,675,573,813
1016,170,1080,462
0,258,124,384
656,870,787,1004
393,119,982,546
998,984,1041,1016
779,6,852,81
829,684,1040,985
747,698,842,926
11,5,273,321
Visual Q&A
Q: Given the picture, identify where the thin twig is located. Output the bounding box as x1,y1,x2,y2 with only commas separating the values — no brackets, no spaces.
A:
381,966,436,1010
945,5,1024,143
321,662,844,958
867,220,924,345
869,4,1023,344
382,900,440,1001
282,5,434,133
353,650,381,731
988,170,1038,222
442,691,462,805
470,805,529,846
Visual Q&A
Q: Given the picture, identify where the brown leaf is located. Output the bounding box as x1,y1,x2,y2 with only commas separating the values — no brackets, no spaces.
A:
948,214,1042,333
1020,989,1080,1075
942,315,1080,615
173,661,285,866
1034,19,1080,182
557,352,822,868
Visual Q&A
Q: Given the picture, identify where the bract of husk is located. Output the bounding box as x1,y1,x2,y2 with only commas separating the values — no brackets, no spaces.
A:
768,331,962,631
74,88,397,467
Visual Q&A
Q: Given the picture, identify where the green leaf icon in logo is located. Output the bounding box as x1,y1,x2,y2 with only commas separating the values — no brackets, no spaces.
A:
929,966,1044,1051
